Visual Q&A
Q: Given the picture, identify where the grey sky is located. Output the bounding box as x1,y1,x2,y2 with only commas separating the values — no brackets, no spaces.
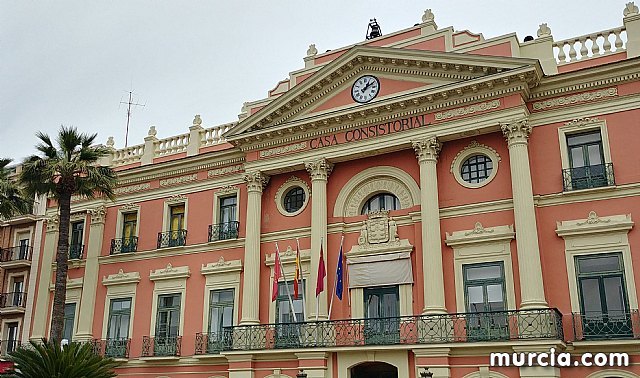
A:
0,1,625,161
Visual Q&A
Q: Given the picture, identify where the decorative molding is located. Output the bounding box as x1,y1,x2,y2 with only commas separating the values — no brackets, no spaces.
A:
114,183,151,195
445,224,515,247
434,99,500,121
149,263,191,281
165,194,187,204
305,158,334,181
563,117,602,128
216,185,239,195
532,88,617,110
624,2,639,17
275,176,311,217
46,215,59,233
556,211,634,237
358,210,399,245
201,256,242,275
207,164,243,178
450,141,501,189
244,171,270,192
412,137,441,162
120,203,140,211
88,206,107,225
102,269,141,286
259,142,307,158
70,212,87,222
159,173,198,187
465,222,495,236
500,119,531,144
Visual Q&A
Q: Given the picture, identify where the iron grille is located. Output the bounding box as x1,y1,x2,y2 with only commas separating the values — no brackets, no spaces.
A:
141,336,182,357
92,338,131,358
0,245,33,262
157,230,187,249
572,310,640,341
69,244,85,260
110,237,138,254
0,339,21,356
0,292,27,308
562,163,615,191
208,221,240,242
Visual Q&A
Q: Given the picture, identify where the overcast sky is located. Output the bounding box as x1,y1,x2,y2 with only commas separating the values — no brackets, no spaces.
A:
0,1,626,161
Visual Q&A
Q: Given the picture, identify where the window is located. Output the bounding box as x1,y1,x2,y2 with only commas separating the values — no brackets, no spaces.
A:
210,196,239,241
275,280,304,348
62,303,76,342
284,187,305,213
12,277,24,307
576,253,632,339
17,237,29,260
361,193,400,214
207,289,234,353
6,322,19,354
106,298,131,357
363,286,400,344
219,196,237,224
169,205,185,232
564,130,612,190
70,221,84,259
463,262,508,341
158,204,187,248
121,213,137,253
155,294,181,356
461,155,493,184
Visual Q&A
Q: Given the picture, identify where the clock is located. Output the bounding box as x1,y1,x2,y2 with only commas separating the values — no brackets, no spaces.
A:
351,75,380,103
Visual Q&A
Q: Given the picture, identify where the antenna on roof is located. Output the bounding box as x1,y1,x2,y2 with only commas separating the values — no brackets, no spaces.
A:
119,90,145,148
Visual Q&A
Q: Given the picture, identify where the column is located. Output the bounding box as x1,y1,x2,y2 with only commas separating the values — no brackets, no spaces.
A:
240,171,269,325
305,158,333,320
412,138,446,314
31,216,59,340
501,119,547,309
75,206,106,342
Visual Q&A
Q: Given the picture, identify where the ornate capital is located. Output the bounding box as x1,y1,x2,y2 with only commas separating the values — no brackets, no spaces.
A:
412,137,441,163
89,206,107,225
305,159,334,181
244,171,270,192
501,119,532,145
46,215,59,233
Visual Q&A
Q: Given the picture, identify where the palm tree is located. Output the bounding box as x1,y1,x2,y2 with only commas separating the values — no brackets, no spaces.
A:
19,126,117,342
0,158,30,219
3,340,121,377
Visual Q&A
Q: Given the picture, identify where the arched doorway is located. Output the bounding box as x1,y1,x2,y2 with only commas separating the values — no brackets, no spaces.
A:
350,361,398,378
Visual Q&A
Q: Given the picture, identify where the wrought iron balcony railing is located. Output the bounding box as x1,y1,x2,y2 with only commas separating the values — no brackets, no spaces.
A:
562,163,615,191
194,332,226,355
110,237,138,255
0,245,33,263
0,292,27,308
92,338,131,358
0,339,21,356
572,310,640,341
141,336,181,357
208,221,240,242
220,309,563,351
157,230,187,249
69,244,85,260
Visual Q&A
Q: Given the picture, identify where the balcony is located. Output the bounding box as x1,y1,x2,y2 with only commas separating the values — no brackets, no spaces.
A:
0,339,21,356
0,292,27,315
208,221,240,242
141,336,181,357
562,163,615,191
194,332,225,355
68,244,85,260
219,309,563,352
572,310,640,341
0,245,32,268
92,338,131,358
157,230,187,249
110,237,138,255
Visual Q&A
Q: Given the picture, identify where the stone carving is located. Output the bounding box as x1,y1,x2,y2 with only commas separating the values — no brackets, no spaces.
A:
412,137,441,162
259,142,308,159
46,215,60,232
159,173,198,187
307,44,318,57
537,23,552,37
305,158,334,181
532,88,617,110
165,194,187,203
89,206,107,224
501,119,532,144
358,210,399,245
148,126,157,137
160,263,175,273
345,178,413,217
193,114,202,126
207,164,243,178
434,100,500,121
120,203,139,211
106,136,115,148
422,9,435,23
624,2,639,16
216,185,238,195
244,171,270,192
464,222,495,236
213,256,231,267
114,182,151,195
563,117,601,128
577,211,612,226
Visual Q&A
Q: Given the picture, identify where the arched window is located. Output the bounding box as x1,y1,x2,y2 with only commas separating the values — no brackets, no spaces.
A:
361,193,400,214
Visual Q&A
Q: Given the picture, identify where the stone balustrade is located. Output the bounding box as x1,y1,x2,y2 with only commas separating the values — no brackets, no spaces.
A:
553,26,627,64
201,122,235,147
154,133,190,157
111,144,144,167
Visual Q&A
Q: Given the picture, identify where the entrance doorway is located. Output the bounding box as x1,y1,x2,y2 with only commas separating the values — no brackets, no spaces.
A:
350,361,398,378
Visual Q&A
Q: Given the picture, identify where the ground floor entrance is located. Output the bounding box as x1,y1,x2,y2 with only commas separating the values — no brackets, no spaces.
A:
350,361,398,378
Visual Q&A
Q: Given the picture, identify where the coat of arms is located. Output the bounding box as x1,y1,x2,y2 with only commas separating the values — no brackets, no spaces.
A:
358,210,399,245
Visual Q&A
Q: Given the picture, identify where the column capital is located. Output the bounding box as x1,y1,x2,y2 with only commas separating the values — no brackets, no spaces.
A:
88,206,107,225
501,119,532,145
46,215,59,233
305,158,334,181
412,137,441,162
243,171,270,192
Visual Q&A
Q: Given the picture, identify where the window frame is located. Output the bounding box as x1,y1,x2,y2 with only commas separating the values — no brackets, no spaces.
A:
162,196,188,233
360,192,401,214
462,262,507,313
275,176,310,217
450,141,501,189
106,297,133,341
62,302,77,342
275,280,305,324
115,204,141,240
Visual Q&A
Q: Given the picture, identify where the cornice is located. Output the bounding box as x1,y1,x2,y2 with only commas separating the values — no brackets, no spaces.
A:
149,263,191,281
201,256,242,275
102,269,141,286
556,211,634,237
116,156,245,185
445,223,515,247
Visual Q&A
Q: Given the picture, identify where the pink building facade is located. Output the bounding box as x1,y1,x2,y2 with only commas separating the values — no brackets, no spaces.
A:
26,4,640,377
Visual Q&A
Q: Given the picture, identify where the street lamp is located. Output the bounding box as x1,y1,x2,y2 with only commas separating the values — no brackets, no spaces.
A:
420,368,434,378
296,370,308,378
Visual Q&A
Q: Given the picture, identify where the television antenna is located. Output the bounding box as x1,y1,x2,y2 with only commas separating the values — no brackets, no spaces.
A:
119,91,145,147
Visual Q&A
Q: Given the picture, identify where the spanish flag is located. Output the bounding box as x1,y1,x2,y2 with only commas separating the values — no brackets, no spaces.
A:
293,243,301,299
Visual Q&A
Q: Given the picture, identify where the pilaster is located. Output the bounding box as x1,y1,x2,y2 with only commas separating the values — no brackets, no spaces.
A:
240,171,269,325
75,206,106,341
412,138,446,314
501,119,548,309
305,158,333,320
31,215,59,340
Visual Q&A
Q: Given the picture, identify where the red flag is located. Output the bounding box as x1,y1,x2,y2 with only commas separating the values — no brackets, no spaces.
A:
294,244,301,299
316,243,326,297
272,247,281,302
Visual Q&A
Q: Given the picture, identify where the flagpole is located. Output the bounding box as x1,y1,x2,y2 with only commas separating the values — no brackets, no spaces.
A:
328,235,344,320
296,238,307,320
276,242,297,323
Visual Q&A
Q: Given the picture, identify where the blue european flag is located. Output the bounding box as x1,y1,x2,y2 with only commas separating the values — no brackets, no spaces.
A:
336,245,344,300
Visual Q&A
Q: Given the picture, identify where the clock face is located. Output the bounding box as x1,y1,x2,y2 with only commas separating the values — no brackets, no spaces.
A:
351,75,380,103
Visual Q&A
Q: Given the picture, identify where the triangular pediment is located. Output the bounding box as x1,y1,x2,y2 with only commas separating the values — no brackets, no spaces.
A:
226,45,541,141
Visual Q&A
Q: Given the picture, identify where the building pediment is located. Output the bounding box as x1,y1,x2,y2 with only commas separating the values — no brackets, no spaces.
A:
225,45,542,147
